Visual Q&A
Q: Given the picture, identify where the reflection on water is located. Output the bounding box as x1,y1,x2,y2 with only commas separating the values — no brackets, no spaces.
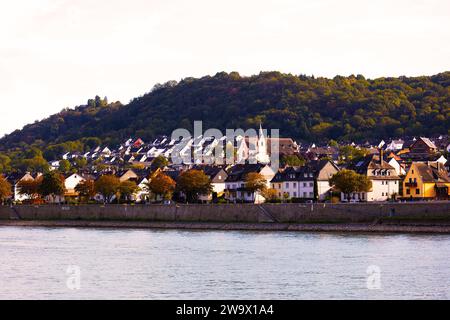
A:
0,226,449,299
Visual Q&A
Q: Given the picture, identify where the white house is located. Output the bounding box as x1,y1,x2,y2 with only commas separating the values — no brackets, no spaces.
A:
225,164,275,203
64,173,87,197
344,152,401,202
385,139,404,151
271,160,340,201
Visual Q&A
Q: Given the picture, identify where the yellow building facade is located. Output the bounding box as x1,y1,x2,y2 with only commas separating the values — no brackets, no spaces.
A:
403,162,450,200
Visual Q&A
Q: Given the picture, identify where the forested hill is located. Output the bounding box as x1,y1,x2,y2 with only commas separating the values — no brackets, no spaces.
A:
1,71,449,152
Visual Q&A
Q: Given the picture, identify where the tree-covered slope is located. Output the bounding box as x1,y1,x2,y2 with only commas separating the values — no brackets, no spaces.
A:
1,71,449,151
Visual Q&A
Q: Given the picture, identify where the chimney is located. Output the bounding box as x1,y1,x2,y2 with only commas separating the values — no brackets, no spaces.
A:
380,148,384,166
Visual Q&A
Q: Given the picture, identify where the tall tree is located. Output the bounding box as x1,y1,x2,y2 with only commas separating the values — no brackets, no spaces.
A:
17,177,42,201
329,169,372,201
146,173,176,201
118,180,139,203
0,176,12,204
75,179,96,203
94,175,120,203
177,170,212,203
244,172,267,202
39,171,66,203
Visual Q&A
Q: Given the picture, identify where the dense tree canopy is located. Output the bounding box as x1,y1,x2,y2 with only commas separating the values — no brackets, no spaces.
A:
146,172,176,201
0,176,12,203
94,175,120,203
39,172,65,201
177,169,212,202
329,169,372,200
0,72,448,156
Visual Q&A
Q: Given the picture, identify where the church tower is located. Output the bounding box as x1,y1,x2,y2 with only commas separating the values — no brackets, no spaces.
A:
256,123,270,164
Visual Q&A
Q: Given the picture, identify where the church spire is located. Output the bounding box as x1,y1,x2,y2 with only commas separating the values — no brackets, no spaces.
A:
259,122,265,139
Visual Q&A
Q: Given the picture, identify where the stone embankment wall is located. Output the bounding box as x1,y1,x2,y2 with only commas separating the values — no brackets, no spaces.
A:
0,202,449,223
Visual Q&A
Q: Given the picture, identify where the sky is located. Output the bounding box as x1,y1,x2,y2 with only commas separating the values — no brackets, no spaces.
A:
1,0,449,137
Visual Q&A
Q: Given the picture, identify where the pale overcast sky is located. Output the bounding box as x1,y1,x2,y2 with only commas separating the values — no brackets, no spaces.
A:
1,0,449,136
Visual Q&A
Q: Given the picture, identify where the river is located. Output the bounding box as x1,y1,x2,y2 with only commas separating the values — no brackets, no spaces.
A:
0,226,449,299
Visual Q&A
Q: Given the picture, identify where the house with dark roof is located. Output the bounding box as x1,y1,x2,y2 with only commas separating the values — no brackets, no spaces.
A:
225,164,275,203
192,165,228,200
345,151,401,202
406,137,438,160
270,160,339,201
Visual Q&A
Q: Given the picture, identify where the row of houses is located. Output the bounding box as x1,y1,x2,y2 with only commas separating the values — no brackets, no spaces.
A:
4,126,450,203
9,151,449,204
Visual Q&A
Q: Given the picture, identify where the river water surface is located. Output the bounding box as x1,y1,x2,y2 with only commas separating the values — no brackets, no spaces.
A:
0,226,449,299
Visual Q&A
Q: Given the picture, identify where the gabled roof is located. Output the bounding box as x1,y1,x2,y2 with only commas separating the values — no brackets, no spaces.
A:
414,162,450,183
225,164,266,182
411,137,437,150
349,154,395,174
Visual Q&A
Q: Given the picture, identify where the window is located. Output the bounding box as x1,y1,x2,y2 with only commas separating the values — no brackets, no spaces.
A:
286,183,289,188
309,182,314,187
293,192,297,197
303,182,307,187
293,183,297,188
406,188,410,195
303,192,307,197
412,170,414,174
416,189,420,195
309,192,314,197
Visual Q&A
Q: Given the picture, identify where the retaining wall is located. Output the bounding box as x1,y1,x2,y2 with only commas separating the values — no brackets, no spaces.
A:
0,202,449,223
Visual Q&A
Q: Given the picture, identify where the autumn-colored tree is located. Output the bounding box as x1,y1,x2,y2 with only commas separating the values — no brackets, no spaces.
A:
177,169,212,203
94,175,120,203
146,173,176,201
261,188,279,203
75,179,96,203
0,176,12,204
118,180,139,203
329,169,372,201
244,172,267,202
17,177,42,200
39,171,66,203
